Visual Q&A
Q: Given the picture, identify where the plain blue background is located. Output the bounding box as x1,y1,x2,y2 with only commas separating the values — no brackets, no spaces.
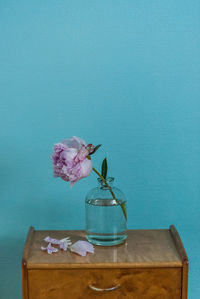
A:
0,1,199,298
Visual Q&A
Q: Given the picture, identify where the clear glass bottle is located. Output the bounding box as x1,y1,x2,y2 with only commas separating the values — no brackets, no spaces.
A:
85,177,127,246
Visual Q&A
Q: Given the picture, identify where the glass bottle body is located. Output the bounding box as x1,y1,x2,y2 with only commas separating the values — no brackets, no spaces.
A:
85,177,127,246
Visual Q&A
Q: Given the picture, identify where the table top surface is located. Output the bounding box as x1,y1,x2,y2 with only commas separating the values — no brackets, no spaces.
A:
23,228,184,269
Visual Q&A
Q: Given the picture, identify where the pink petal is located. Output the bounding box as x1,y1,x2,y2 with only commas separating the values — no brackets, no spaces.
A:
79,159,92,179
59,242,68,251
62,136,86,150
70,241,94,256
44,236,60,245
44,236,72,251
41,243,59,254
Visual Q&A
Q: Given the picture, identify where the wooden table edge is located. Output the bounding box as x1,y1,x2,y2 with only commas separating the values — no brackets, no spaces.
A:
22,226,35,299
169,225,189,299
26,262,183,270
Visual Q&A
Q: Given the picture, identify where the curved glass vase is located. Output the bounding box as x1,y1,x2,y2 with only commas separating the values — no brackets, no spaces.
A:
85,177,127,246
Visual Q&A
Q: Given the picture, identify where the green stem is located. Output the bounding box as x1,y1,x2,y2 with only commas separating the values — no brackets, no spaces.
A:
92,167,127,220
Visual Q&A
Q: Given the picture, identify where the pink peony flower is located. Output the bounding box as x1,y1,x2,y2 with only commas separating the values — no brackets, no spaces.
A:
51,136,93,186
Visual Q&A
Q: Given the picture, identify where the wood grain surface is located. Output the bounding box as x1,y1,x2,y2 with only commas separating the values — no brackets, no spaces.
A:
24,229,182,269
28,268,182,299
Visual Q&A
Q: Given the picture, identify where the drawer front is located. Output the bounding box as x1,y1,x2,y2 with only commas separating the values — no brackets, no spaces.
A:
28,268,182,299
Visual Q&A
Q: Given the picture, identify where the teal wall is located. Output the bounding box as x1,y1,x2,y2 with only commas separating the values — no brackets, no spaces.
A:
0,1,199,297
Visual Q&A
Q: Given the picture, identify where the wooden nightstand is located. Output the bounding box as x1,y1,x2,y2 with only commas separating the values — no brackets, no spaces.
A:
22,226,188,299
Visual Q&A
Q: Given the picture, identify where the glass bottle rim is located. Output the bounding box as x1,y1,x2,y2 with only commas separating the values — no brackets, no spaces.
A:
97,177,114,184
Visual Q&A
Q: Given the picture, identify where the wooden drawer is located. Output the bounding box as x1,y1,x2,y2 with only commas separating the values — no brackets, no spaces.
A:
22,226,188,299
28,268,182,299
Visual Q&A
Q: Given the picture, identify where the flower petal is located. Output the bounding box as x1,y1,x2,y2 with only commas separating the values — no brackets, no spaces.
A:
62,136,86,150
47,243,59,254
41,243,59,254
44,236,72,251
70,241,94,256
79,159,92,179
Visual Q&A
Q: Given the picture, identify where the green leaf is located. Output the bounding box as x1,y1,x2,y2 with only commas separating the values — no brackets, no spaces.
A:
121,202,127,220
101,158,107,179
89,144,101,155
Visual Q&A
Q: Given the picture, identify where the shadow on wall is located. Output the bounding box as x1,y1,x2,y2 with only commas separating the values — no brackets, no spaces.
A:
18,194,84,230
0,237,24,299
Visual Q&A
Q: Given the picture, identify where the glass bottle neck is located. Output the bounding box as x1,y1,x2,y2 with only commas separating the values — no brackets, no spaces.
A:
98,177,114,189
